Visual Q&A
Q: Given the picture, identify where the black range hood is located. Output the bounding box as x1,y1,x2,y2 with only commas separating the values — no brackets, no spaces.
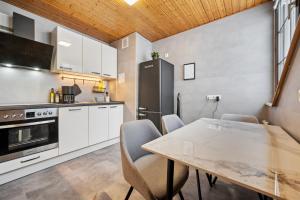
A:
0,32,54,71
0,13,53,71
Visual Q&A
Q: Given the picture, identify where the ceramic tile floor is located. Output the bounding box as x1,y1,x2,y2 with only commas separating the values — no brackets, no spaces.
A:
0,144,257,200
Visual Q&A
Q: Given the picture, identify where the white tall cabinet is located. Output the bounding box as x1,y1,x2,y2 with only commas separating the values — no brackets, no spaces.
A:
59,107,89,155
52,26,83,73
88,106,109,145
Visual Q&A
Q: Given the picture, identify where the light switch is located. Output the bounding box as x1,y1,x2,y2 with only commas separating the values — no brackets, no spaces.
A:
298,89,300,102
165,53,169,58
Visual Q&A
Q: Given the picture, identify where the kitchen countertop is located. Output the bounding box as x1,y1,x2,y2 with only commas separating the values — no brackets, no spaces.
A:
0,101,124,111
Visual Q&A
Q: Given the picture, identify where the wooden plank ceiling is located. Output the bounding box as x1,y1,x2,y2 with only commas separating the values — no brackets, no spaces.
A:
5,0,271,43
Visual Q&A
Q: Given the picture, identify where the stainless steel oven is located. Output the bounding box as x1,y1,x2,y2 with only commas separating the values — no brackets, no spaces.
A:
0,108,58,163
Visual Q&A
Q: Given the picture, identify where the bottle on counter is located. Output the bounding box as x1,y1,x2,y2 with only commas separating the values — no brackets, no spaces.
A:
55,90,60,103
49,88,55,103
105,91,110,102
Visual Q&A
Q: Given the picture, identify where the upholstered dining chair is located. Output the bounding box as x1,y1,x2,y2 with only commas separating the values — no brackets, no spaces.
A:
221,114,259,124
161,114,218,200
120,119,189,200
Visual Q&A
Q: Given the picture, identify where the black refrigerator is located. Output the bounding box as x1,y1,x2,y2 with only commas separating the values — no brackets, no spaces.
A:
138,58,174,131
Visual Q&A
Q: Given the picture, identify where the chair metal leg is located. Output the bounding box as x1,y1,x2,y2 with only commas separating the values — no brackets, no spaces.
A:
196,169,203,200
167,159,174,200
125,186,134,200
258,193,273,200
205,173,213,187
258,193,264,200
212,176,218,185
178,190,184,200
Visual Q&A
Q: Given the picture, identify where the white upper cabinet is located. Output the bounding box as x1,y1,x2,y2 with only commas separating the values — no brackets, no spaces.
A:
83,37,102,76
102,44,117,78
52,26,83,73
52,26,117,79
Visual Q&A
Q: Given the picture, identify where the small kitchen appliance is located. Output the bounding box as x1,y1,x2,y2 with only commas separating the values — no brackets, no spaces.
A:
62,86,75,104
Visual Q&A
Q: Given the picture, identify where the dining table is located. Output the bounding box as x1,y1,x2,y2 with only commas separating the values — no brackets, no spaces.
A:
142,118,300,200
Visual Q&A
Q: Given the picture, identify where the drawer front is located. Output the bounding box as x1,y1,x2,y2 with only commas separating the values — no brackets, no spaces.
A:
0,148,59,175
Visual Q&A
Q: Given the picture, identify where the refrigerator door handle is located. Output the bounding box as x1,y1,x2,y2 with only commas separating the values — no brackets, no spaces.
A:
138,113,147,117
138,107,147,111
141,111,162,114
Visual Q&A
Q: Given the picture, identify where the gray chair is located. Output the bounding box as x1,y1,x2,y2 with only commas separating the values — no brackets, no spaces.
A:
161,114,218,200
221,114,259,124
120,119,189,200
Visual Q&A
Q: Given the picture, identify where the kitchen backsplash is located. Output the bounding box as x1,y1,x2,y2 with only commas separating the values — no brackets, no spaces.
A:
0,67,108,105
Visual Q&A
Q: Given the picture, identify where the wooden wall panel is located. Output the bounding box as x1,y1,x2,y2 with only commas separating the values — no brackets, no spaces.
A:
4,0,271,42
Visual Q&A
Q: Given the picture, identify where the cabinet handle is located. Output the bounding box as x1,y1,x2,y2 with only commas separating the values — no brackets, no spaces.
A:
110,106,117,108
20,156,40,163
60,66,73,71
69,108,82,111
98,107,107,109
138,113,146,117
91,72,101,75
103,74,111,76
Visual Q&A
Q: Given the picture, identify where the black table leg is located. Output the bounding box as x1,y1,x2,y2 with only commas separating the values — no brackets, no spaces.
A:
196,169,203,200
167,159,174,200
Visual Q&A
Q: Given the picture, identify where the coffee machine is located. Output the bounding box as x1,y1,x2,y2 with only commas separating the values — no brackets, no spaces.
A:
62,86,75,104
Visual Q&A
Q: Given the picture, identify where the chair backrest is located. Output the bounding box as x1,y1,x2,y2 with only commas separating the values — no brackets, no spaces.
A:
120,120,161,200
221,114,259,124
120,119,161,162
161,114,185,134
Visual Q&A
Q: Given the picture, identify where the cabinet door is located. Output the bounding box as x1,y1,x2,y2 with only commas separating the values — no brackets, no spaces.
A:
102,44,117,78
59,107,89,155
88,106,109,145
83,37,102,76
109,105,123,139
56,27,83,73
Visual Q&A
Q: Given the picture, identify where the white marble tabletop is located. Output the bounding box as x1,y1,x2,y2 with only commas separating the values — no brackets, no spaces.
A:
142,118,300,200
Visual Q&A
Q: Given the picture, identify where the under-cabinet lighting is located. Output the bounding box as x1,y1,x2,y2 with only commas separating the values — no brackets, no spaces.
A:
124,0,138,6
33,67,40,71
60,74,102,82
58,41,72,47
3,63,12,67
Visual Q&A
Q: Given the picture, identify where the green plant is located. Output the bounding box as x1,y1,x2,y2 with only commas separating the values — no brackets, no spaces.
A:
151,51,160,59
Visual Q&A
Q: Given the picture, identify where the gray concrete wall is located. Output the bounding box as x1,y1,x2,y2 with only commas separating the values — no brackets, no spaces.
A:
0,1,109,104
267,40,300,143
153,3,273,123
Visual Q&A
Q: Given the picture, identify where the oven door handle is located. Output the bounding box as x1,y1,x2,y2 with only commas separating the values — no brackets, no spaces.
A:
0,120,56,130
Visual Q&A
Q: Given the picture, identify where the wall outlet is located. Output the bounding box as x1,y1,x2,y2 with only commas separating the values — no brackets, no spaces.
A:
206,95,222,101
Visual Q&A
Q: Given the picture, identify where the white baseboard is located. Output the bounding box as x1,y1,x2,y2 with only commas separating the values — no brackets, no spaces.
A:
0,138,119,185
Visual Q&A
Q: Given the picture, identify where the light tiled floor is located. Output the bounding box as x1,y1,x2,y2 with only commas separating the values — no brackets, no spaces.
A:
0,144,257,200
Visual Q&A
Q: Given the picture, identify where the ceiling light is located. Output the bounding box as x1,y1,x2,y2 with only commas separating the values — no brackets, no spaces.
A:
58,41,72,47
124,0,138,6
33,67,40,71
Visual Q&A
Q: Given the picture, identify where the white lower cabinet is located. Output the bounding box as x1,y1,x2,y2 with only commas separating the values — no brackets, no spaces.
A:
0,148,58,175
59,107,89,155
109,105,124,139
88,106,109,145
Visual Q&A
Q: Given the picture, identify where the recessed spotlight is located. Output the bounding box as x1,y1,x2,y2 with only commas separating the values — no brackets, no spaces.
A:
58,41,72,47
124,0,138,6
